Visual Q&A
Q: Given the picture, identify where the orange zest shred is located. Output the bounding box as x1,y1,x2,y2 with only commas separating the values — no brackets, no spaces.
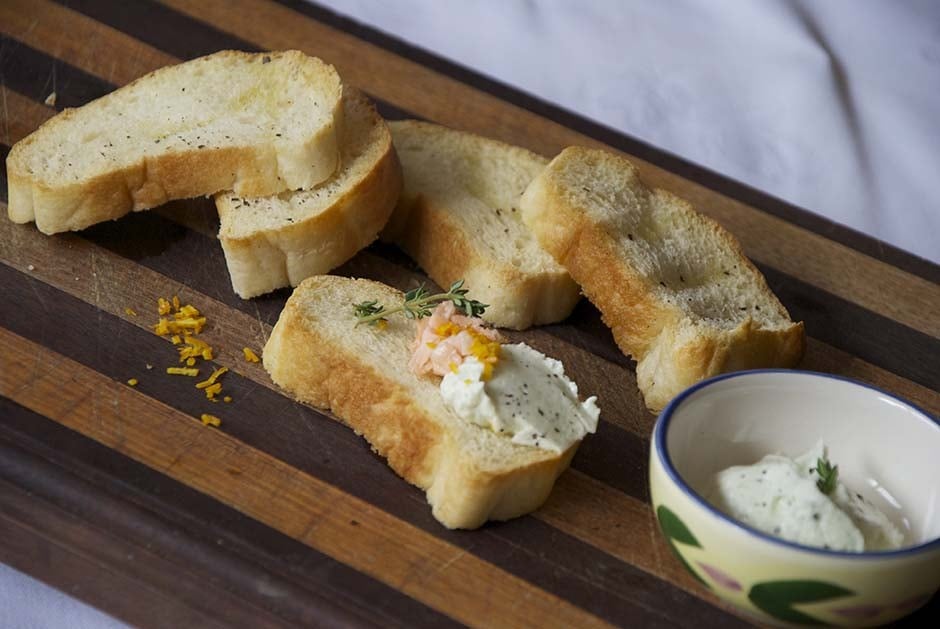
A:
196,367,228,401
434,321,501,380
124,307,138,317
167,367,199,376
151,296,233,423
242,347,260,363
200,413,221,427
223,396,232,403
196,367,228,389
127,378,138,386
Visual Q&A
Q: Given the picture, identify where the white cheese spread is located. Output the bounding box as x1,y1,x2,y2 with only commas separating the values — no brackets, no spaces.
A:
440,343,600,452
710,442,904,552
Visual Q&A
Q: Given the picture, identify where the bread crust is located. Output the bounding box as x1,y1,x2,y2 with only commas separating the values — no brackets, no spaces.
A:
263,276,579,529
384,120,581,330
217,91,402,298
7,50,343,234
522,147,805,411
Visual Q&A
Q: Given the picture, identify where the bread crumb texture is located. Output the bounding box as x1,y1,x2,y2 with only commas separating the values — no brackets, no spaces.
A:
520,147,804,410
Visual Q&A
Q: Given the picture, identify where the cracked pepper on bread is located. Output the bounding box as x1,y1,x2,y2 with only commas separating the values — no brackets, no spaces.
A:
7,50,343,234
382,121,581,330
215,88,402,298
262,275,584,529
520,147,805,411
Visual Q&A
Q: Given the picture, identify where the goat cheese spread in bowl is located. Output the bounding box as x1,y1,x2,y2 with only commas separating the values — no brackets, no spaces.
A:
710,441,904,552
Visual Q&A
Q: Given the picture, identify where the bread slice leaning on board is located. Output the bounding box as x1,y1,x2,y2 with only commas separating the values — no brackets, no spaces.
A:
520,147,805,411
382,120,580,330
7,50,343,234
262,275,579,529
215,88,401,298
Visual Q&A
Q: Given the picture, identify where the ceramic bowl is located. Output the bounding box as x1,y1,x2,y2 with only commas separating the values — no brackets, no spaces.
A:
649,370,940,627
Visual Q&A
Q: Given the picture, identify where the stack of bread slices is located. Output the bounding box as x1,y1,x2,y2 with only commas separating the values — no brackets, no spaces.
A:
6,49,803,420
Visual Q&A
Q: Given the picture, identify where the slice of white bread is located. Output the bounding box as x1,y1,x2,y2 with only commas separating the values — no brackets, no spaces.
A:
263,275,579,529
215,89,401,298
7,50,343,234
520,147,805,411
381,120,580,330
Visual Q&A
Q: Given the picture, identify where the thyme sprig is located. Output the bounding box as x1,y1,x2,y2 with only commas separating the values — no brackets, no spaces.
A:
813,456,839,495
353,280,488,326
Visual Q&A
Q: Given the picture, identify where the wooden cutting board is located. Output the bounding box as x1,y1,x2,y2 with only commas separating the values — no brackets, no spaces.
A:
1,1,938,626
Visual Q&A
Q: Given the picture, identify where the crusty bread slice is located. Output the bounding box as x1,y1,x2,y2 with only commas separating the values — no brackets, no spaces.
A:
7,50,343,234
520,147,805,411
215,89,401,298
381,120,580,330
263,275,578,529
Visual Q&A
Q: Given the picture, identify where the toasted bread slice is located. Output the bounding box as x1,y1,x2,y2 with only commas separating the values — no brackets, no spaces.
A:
215,89,401,298
7,50,343,234
263,275,579,529
381,121,580,330
521,147,804,411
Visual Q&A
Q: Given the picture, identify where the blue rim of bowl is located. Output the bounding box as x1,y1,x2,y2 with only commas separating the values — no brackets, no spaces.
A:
653,368,940,558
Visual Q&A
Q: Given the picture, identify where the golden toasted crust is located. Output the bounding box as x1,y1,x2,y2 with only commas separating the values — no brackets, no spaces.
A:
521,147,805,411
7,50,342,234
384,120,581,330
262,276,579,529
217,90,402,298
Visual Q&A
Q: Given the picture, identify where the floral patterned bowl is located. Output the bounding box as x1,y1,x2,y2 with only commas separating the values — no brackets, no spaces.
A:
649,370,940,627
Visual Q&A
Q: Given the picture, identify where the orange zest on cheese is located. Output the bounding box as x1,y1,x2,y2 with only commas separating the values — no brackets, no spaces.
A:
242,347,260,363
124,307,138,317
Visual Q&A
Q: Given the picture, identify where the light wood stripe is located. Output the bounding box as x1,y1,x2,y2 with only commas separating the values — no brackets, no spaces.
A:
149,0,940,339
0,326,613,629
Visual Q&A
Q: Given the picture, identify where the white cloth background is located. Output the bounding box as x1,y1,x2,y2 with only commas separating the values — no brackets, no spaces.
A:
4,1,938,628
328,0,939,265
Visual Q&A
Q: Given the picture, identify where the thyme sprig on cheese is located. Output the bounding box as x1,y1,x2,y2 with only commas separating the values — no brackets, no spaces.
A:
814,456,839,495
354,280,488,326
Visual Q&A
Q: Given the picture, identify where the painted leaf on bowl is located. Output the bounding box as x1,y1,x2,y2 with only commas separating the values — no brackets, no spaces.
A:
749,580,855,626
655,505,708,588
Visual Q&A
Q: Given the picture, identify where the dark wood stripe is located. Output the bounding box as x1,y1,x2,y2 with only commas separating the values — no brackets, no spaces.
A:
279,0,938,284
0,34,110,109
0,397,438,629
0,261,744,628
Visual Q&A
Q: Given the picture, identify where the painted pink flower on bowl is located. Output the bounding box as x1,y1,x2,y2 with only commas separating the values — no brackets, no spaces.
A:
696,562,741,591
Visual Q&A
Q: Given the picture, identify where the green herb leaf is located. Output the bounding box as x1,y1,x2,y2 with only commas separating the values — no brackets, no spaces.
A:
813,457,839,495
353,280,488,326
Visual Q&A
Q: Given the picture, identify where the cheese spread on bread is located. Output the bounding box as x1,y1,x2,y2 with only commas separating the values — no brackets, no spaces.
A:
441,344,599,452
412,303,599,452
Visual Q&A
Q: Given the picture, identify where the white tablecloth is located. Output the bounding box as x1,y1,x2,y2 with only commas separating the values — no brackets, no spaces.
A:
4,1,938,627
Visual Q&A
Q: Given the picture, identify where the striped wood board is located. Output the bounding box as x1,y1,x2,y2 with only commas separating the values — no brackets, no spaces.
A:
1,1,937,627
